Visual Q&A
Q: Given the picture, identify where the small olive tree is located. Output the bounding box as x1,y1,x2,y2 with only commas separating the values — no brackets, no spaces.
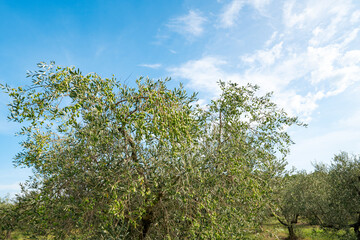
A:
310,152,360,239
274,172,308,240
0,197,15,239
1,62,302,239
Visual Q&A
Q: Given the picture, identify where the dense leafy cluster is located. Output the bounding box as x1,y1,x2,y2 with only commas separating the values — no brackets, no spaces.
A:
0,62,301,239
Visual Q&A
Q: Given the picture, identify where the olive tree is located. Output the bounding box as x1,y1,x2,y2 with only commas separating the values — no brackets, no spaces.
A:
298,163,331,227
1,62,302,239
0,197,16,240
274,172,308,240
311,152,360,239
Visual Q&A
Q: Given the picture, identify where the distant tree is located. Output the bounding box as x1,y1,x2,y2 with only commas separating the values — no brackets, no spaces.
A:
297,163,331,227
1,62,302,239
273,172,308,240
312,152,360,239
0,196,16,239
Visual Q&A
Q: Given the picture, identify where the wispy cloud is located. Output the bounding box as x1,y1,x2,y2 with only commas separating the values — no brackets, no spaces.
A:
167,10,207,38
251,0,271,11
138,63,162,69
241,42,283,67
219,0,271,27
219,0,245,27
168,56,233,93
95,45,106,58
283,0,352,30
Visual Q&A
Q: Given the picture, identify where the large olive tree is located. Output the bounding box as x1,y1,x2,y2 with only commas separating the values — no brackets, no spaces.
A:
1,62,302,239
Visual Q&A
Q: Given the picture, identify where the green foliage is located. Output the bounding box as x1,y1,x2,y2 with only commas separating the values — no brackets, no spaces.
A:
251,218,356,240
310,152,360,239
1,62,302,239
327,152,360,228
0,196,16,239
272,172,308,239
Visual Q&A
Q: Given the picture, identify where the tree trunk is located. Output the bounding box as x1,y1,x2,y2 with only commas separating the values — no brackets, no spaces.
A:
4,230,11,240
288,224,297,240
277,217,297,240
355,227,360,240
141,219,151,239
141,211,153,240
353,221,360,240
351,214,360,240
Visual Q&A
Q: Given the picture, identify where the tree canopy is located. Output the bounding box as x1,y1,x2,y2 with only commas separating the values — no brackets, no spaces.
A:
1,62,302,239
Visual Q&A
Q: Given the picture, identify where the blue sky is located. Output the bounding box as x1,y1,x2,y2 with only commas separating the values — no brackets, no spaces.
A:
1,0,360,197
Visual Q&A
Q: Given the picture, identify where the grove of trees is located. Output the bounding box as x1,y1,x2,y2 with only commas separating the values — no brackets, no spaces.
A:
0,62,302,239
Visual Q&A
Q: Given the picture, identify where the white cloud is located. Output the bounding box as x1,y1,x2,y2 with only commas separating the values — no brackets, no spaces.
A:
308,8,354,46
241,42,283,67
219,0,271,27
283,0,320,29
251,0,271,10
138,63,162,69
342,50,360,65
341,28,360,47
220,0,245,27
167,10,207,38
235,0,360,119
274,91,320,121
351,10,360,23
265,31,278,47
168,57,232,93
283,0,352,30
307,45,341,84
168,56,323,121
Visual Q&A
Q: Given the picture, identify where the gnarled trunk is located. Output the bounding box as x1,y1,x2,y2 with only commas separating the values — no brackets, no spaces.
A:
277,216,298,240
140,210,153,240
